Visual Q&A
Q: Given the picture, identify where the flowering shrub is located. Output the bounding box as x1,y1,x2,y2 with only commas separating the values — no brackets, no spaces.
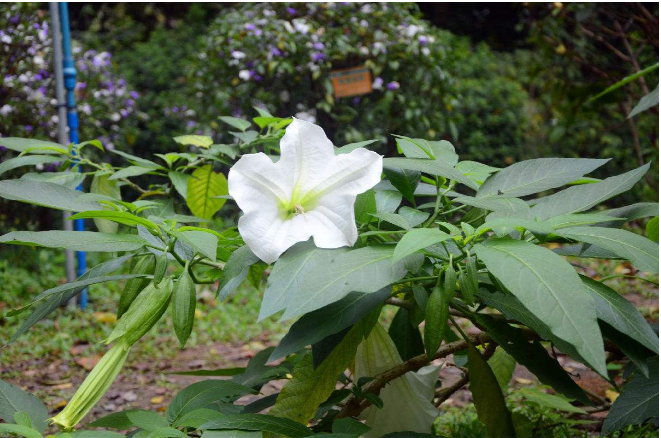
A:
0,111,658,436
0,3,140,150
189,2,528,153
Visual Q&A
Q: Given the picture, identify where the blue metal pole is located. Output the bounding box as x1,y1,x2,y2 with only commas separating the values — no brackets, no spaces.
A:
59,2,88,309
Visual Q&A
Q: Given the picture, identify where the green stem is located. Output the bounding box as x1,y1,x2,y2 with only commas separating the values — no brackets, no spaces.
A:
599,275,659,285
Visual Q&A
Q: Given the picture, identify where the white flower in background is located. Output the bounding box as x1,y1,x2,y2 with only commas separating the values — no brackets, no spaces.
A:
231,50,246,59
406,24,421,38
279,90,291,102
238,69,251,81
228,118,383,263
293,19,310,34
294,109,316,123
372,77,384,90
421,47,431,56
0,105,13,116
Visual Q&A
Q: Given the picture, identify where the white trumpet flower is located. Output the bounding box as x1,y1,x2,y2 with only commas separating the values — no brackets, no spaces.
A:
228,118,382,263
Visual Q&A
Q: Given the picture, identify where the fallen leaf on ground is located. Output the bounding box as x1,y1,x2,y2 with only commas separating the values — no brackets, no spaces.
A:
76,355,102,370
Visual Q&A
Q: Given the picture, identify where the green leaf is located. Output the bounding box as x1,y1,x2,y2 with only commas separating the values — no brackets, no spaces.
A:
455,161,499,186
530,163,651,220
219,116,252,132
375,190,402,214
0,424,42,438
201,431,262,438
602,358,659,434
582,276,658,354
397,207,429,228
487,347,516,391
603,203,659,226
0,155,62,177
68,431,126,438
172,230,218,261
477,158,608,198
556,227,659,273
383,158,478,190
332,418,371,437
475,217,552,237
454,196,530,215
394,136,458,164
110,149,162,169
19,171,85,189
466,339,516,438
218,246,259,300
335,139,378,155
389,307,425,361
424,286,449,360
8,254,134,343
546,213,622,229
474,239,607,376
69,211,161,234
91,173,122,234
600,323,654,378
0,230,146,252
170,368,245,377
393,228,451,262
355,189,377,223
281,246,414,320
200,414,313,437
589,62,659,102
629,84,659,118
0,379,48,433
0,180,102,212
471,313,591,404
174,135,213,148
270,325,365,424
270,288,390,362
186,165,228,220
647,217,659,242
0,137,65,154
519,387,587,414
209,144,240,160
109,166,155,180
168,171,189,199
166,380,255,424
370,212,411,230
91,409,169,430
384,167,420,204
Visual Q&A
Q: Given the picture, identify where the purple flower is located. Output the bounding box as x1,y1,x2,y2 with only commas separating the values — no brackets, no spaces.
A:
218,51,224,58
252,74,263,82
25,125,33,132
0,146,7,153
34,23,40,29
386,81,400,91
120,109,129,117
287,7,297,15
271,47,284,57
245,23,256,31
312,52,326,62
118,79,126,87
126,99,135,107
419,36,428,45
186,121,197,128
130,91,139,99
106,81,115,92
37,86,47,95
246,61,255,68
34,74,43,81
9,16,19,24
313,42,325,51
352,97,361,105
77,82,87,90
172,106,179,113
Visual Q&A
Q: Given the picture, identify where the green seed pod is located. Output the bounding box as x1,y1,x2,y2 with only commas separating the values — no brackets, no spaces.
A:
172,269,196,349
466,254,479,292
153,252,168,286
459,268,475,305
424,285,447,360
444,264,457,298
105,278,173,346
117,254,155,318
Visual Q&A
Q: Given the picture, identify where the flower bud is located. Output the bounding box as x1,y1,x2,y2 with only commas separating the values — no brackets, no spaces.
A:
153,253,168,286
117,254,155,318
51,340,131,430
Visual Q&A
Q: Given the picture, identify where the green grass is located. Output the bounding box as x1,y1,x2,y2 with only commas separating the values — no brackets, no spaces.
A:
0,248,287,366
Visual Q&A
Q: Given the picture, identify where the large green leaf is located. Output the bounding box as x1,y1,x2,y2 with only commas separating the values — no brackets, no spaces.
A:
0,180,102,212
477,158,607,198
91,409,169,430
0,137,65,154
173,135,213,148
602,202,659,227
166,380,255,424
389,307,425,361
383,158,477,190
109,166,155,180
186,165,228,220
7,254,134,343
200,414,313,438
354,189,377,223
393,228,451,262
0,155,62,177
20,171,85,189
394,136,458,164
519,387,586,414
0,230,146,252
269,324,364,423
0,379,49,433
601,358,659,434
582,277,658,354
557,227,659,273
219,116,252,132
91,173,122,234
69,211,161,234
530,163,651,220
455,161,499,186
487,347,516,391
269,288,390,362
383,167,420,204
472,313,591,404
474,239,607,376
453,196,530,215
282,246,413,320
169,171,190,199
110,150,162,169
217,246,259,299
375,190,402,214
629,84,659,118
172,230,218,261
466,339,516,438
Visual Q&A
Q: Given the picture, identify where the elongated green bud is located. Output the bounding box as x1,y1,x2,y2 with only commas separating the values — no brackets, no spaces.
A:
172,269,197,349
51,340,131,431
117,254,155,318
459,268,475,305
444,264,457,298
153,253,168,286
105,278,173,346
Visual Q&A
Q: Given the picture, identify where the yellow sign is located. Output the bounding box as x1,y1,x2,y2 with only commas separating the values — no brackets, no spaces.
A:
330,66,372,98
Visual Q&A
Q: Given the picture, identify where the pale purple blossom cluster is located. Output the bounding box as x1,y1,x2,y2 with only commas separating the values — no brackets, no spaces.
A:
1,4,140,152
